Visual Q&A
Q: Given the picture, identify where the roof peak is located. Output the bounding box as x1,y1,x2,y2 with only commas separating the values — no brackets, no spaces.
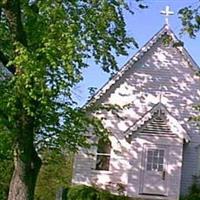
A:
160,23,173,33
86,25,199,105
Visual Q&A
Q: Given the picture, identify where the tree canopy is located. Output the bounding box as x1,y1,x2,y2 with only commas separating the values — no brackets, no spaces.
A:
179,3,200,37
0,0,147,199
0,0,137,152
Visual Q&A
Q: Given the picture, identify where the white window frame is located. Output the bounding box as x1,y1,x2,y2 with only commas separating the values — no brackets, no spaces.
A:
95,139,111,171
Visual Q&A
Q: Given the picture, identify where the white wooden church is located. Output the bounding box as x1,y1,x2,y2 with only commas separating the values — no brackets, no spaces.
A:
73,7,200,200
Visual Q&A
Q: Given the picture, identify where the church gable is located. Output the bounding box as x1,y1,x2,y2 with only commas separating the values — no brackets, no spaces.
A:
104,32,199,106
125,103,190,143
91,25,200,106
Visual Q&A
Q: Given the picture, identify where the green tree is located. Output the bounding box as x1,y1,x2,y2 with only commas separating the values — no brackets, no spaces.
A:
179,3,200,37
35,149,73,200
0,1,145,200
0,131,13,200
178,5,200,129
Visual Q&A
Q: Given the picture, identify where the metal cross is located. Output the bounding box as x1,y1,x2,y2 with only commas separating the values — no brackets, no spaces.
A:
160,6,174,25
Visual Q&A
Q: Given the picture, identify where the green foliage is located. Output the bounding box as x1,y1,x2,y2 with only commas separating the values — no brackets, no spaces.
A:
179,5,200,37
0,0,143,155
0,131,13,200
66,185,140,200
0,159,13,200
180,183,200,200
67,185,98,200
162,35,173,46
35,149,73,200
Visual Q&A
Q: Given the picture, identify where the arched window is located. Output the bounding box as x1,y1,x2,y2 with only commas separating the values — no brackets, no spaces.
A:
95,138,111,171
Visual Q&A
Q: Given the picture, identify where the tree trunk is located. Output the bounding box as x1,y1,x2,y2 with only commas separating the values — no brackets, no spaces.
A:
8,137,42,200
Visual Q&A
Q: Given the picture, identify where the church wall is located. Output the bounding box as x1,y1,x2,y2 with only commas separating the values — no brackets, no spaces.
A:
72,149,93,185
97,38,200,196
73,36,200,198
180,143,198,195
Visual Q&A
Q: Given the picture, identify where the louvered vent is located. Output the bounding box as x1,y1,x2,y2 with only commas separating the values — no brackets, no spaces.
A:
140,112,172,135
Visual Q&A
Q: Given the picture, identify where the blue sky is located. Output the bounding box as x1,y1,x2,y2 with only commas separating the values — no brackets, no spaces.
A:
75,0,200,106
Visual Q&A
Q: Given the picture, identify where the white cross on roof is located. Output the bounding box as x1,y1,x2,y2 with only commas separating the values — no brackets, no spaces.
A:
160,6,174,25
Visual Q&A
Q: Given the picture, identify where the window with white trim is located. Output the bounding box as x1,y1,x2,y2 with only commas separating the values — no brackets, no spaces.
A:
146,149,164,172
95,139,111,171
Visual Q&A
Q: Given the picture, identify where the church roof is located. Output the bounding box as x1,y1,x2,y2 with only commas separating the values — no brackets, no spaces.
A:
125,103,191,143
88,24,200,104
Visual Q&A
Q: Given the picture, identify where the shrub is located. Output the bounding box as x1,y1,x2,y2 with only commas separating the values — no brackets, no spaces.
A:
181,183,200,200
66,185,141,200
67,185,98,200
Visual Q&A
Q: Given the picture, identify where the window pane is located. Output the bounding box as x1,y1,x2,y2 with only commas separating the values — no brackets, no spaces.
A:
95,155,110,171
148,150,153,157
158,164,163,171
159,156,164,164
147,163,152,171
159,150,164,157
153,156,158,163
153,164,157,170
154,150,159,156
147,156,153,163
97,139,111,154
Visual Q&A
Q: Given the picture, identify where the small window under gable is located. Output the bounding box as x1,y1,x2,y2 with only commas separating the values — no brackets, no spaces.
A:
95,138,111,171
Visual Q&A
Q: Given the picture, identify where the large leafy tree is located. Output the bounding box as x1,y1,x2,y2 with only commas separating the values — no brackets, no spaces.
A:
0,0,146,200
179,4,200,38
178,5,200,122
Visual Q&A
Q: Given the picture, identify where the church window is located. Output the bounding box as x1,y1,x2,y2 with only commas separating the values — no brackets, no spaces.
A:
146,149,164,172
95,139,111,171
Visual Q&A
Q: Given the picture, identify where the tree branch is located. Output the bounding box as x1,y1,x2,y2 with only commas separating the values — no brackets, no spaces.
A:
3,0,27,47
0,0,28,73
